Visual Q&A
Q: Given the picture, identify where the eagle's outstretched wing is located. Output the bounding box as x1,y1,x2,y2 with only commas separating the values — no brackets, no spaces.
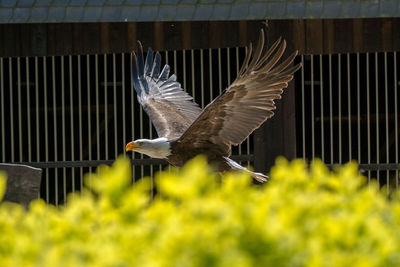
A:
131,43,202,140
178,29,301,155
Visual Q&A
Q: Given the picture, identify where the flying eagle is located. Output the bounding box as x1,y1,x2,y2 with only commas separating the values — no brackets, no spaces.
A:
126,29,301,182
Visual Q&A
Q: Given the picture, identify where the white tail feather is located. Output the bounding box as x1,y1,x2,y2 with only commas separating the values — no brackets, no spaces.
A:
224,157,268,183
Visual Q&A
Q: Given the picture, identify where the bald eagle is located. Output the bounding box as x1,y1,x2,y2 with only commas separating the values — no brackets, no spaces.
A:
126,30,301,182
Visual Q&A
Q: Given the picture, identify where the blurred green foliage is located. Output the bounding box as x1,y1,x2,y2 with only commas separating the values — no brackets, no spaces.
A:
0,156,399,266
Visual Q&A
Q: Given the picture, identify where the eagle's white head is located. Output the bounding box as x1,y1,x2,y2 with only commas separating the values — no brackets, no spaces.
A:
125,137,171,159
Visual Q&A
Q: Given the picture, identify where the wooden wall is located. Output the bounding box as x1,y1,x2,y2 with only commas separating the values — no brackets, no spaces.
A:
0,18,399,57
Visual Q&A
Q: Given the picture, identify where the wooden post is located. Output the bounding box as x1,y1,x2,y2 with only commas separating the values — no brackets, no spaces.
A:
0,164,42,208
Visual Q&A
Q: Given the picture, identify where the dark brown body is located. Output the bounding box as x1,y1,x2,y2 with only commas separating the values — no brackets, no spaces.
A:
167,140,232,172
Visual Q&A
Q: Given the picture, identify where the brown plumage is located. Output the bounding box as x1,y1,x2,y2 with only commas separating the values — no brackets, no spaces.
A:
126,29,301,182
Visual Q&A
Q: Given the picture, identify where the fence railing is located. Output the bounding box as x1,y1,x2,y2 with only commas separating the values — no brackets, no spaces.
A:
298,52,399,192
1,49,399,204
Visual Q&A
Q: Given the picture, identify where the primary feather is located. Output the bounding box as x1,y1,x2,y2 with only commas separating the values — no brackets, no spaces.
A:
131,43,202,140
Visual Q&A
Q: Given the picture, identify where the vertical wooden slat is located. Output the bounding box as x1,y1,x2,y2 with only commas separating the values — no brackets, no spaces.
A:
392,18,400,51
381,18,393,52
164,22,180,51
305,19,323,54
58,24,73,56
127,22,137,51
72,24,83,55
110,23,127,53
323,19,334,54
154,22,164,51
191,21,208,50
20,25,31,56
31,24,47,57
334,20,353,53
352,19,363,52
363,19,381,52
0,25,4,56
47,24,56,56
87,23,101,54
209,21,222,48
3,25,19,56
238,21,248,47
181,22,192,50
292,20,306,55
100,23,110,54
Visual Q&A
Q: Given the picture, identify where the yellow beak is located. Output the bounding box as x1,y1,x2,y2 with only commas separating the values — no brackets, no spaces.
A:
126,141,139,151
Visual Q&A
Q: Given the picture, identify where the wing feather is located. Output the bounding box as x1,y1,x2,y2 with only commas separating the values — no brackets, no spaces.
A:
178,29,301,155
132,42,202,140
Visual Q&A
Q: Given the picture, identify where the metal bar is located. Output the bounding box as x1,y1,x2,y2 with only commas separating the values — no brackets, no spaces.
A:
183,49,187,91
347,53,352,161
319,55,324,162
26,57,31,162
149,99,153,195
394,52,398,189
200,49,204,108
113,53,118,157
17,57,22,161
69,56,75,194
311,55,315,159
52,56,58,206
301,55,306,160
329,54,333,164
375,52,380,183
95,55,100,160
61,56,66,204
148,49,154,188
329,164,400,171
78,55,83,190
218,48,222,94
366,53,371,181
357,53,361,165
121,54,126,156
16,155,256,168
13,159,400,171
228,48,240,159
338,54,342,164
0,58,4,162
87,55,92,172
384,52,389,194
238,47,250,166
209,49,213,101
130,52,136,182
9,58,14,162
173,50,178,77
191,50,196,105
227,47,231,84
43,56,49,203
139,81,144,180
104,54,108,160
35,57,40,163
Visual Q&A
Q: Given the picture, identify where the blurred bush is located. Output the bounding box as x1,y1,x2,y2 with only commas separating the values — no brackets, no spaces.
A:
0,156,399,266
